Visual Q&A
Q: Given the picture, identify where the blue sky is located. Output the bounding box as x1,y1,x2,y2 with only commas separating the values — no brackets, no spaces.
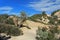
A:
0,0,60,16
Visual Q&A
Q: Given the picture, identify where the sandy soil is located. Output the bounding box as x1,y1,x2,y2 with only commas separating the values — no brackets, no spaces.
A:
9,20,49,40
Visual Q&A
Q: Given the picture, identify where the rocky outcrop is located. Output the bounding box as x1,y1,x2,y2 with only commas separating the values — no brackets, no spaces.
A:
8,16,18,26
52,10,60,20
54,11,60,20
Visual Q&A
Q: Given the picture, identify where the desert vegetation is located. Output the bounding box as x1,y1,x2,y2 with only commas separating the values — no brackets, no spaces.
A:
36,25,60,40
0,10,60,40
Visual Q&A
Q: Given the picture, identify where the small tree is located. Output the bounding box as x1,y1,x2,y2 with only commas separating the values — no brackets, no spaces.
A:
19,11,28,24
19,11,31,29
42,11,47,17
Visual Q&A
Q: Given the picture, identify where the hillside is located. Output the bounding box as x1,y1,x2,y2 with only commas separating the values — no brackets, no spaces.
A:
0,10,60,40
9,20,50,40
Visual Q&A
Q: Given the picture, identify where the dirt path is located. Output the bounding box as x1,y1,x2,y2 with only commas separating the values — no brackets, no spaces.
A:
9,27,37,40
9,20,48,40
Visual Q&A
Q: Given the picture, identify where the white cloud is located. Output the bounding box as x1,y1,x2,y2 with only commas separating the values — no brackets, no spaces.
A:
9,12,20,16
0,6,13,11
0,6,19,16
1,11,10,13
0,6,13,13
28,0,60,12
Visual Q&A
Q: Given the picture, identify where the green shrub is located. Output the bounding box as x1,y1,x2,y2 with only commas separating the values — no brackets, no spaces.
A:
0,14,9,23
57,20,60,25
36,27,48,40
36,26,59,40
5,18,14,25
0,25,23,36
0,25,7,33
